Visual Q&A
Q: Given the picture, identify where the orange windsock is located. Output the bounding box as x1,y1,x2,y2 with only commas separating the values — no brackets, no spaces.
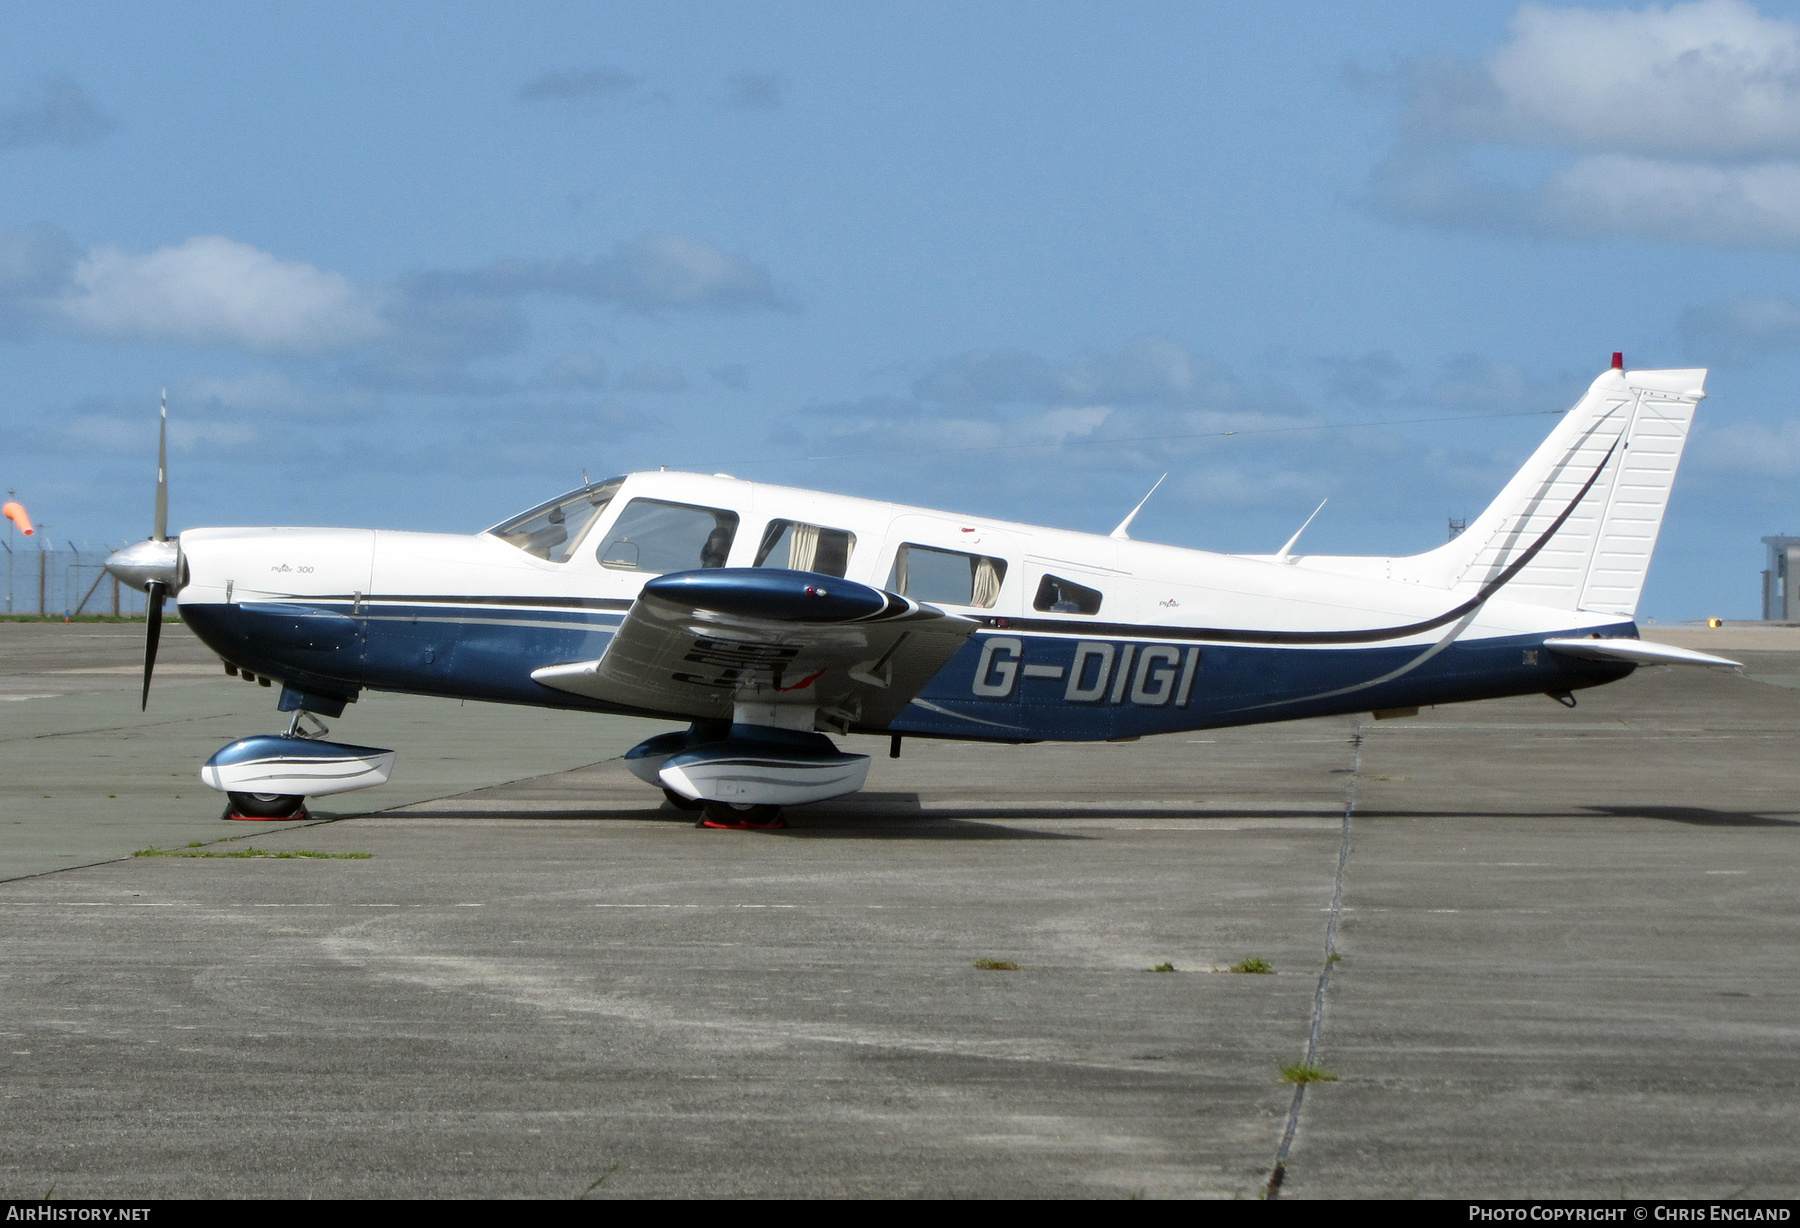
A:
2,501,32,535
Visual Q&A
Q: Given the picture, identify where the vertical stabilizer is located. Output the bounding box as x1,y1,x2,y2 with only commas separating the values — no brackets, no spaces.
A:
1392,366,1704,617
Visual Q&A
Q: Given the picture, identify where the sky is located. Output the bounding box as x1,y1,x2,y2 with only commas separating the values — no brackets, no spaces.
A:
6,0,1800,620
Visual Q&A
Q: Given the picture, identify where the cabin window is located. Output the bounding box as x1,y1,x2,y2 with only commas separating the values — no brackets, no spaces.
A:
597,499,739,573
1033,574,1103,615
488,478,624,562
753,520,857,577
886,543,1007,608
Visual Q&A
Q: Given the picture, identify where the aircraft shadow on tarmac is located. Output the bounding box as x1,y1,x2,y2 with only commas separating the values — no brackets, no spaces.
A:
337,792,1177,838
1356,804,1800,828
328,797,1798,832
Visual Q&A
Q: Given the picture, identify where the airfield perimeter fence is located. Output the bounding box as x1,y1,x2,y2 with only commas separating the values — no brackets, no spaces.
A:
0,543,155,618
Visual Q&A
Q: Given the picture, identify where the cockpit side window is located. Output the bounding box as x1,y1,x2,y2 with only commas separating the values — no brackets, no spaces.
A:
1033,574,1103,615
753,520,857,577
886,543,1007,608
488,479,624,562
596,499,740,573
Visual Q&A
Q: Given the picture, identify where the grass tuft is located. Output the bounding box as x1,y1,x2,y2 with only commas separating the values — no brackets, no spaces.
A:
579,1161,621,1198
972,958,1018,971
1147,962,1176,973
1279,1063,1338,1085
1226,956,1273,974
133,846,369,860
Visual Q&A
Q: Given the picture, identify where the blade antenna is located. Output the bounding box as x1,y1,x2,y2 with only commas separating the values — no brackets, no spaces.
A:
1109,474,1167,540
1275,499,1328,565
153,390,168,542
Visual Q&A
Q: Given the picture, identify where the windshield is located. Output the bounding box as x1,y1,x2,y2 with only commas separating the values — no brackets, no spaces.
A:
487,478,624,562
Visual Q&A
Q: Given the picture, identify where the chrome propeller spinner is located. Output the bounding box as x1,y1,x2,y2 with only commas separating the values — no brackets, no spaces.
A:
103,391,181,709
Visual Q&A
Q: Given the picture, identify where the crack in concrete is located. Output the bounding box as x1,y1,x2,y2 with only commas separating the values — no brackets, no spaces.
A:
1266,715,1360,1199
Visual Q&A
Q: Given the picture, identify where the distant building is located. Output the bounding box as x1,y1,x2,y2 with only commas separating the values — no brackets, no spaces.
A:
1762,536,1800,621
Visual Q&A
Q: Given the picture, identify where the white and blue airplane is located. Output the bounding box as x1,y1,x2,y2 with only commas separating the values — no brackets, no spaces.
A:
105,358,1735,829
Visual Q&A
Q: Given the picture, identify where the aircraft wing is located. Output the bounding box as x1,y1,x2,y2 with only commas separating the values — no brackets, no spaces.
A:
1543,637,1741,669
531,569,979,730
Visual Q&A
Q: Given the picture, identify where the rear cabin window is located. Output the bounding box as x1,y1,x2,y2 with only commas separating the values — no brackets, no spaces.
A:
886,543,1007,608
754,520,856,577
596,499,739,573
1034,574,1104,615
488,479,623,562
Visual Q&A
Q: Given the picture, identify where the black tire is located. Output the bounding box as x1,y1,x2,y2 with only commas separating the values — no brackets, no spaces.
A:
700,801,782,825
662,787,703,811
226,791,307,819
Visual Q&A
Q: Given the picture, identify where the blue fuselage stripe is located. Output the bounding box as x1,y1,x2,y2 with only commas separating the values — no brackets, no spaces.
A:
181,601,1635,740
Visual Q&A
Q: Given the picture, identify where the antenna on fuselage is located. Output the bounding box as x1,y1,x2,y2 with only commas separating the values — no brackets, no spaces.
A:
1274,499,1327,565
1109,473,1167,540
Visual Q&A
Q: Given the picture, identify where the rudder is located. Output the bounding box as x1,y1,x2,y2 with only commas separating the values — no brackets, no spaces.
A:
1394,365,1705,617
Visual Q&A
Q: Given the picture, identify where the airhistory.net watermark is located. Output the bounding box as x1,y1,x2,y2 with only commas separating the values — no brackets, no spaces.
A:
5,1209,150,1222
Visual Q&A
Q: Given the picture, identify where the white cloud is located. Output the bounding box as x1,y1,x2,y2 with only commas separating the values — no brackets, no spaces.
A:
1485,0,1800,157
1691,416,1800,476
461,232,789,314
1169,465,1324,509
1366,0,1800,248
544,350,608,388
616,361,688,392
728,73,786,110
0,224,787,395
1682,293,1800,361
38,408,259,455
1031,406,1110,443
1541,153,1800,244
595,232,784,313
911,335,1210,409
183,370,310,413
179,370,375,419
517,67,641,102
0,75,114,149
51,236,387,354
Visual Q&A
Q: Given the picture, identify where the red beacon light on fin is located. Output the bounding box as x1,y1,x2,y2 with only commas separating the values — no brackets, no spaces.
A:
1612,352,1624,369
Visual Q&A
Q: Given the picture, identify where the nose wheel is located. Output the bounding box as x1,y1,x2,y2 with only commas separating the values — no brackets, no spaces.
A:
699,801,785,830
223,791,309,821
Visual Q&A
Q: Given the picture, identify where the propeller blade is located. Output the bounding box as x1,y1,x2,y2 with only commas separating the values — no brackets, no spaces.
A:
153,390,168,543
141,581,165,711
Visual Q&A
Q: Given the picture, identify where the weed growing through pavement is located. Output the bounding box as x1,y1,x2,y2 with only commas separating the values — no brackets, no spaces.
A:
973,959,1018,971
579,1162,621,1198
133,847,369,859
1226,957,1273,974
1148,962,1176,973
1279,1064,1338,1085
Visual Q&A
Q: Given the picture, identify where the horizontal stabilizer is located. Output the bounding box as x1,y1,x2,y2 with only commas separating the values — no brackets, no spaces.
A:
1543,637,1740,669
